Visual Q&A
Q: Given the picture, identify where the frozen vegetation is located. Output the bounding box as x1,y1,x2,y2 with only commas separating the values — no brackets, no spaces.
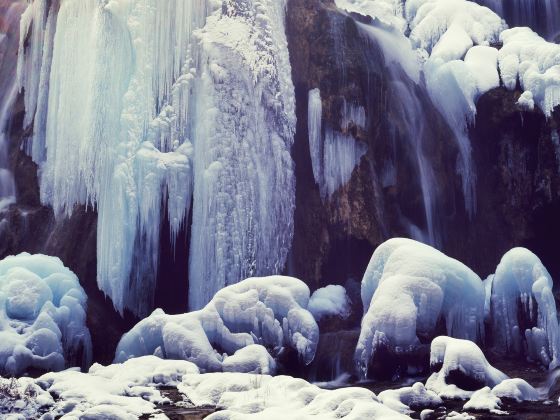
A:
0,253,91,376
115,276,319,372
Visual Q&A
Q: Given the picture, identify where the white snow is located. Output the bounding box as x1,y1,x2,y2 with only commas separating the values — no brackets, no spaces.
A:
491,378,540,402
222,345,277,375
0,253,91,376
488,247,560,369
32,355,199,419
0,376,54,418
426,337,508,399
463,387,504,413
357,238,485,377
308,285,351,321
499,27,560,117
179,372,410,419
378,382,443,414
115,276,319,371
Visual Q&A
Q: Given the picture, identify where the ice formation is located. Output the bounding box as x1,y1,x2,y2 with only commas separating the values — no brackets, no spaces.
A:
188,0,296,309
115,276,319,371
17,0,296,315
378,382,443,414
426,337,508,399
356,238,485,377
0,253,92,376
308,285,351,321
179,373,410,419
487,248,560,369
307,89,367,199
499,27,560,117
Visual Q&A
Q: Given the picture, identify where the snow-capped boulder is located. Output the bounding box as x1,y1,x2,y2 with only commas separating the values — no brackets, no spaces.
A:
222,345,277,375
499,27,560,117
34,355,199,419
378,382,443,414
0,253,91,376
179,372,410,419
491,378,540,402
426,337,508,399
356,238,485,378
463,387,504,414
488,248,560,368
308,285,351,322
115,276,319,372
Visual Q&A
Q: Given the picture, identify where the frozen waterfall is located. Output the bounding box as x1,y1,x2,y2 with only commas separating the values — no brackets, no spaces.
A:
16,0,296,315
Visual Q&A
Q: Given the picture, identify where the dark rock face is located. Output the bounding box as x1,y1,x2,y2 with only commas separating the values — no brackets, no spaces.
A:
448,89,560,282
285,0,468,290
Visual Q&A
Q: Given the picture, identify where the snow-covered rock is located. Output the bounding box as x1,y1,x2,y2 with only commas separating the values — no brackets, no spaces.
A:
378,382,443,414
463,387,504,414
426,337,508,399
488,248,560,369
0,376,54,418
499,27,560,117
222,345,277,375
34,355,198,419
179,372,410,419
115,276,319,372
308,285,351,321
491,378,540,402
356,238,485,377
0,253,91,376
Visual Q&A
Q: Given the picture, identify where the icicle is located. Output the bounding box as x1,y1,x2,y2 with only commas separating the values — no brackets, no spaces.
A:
308,88,323,191
188,0,296,309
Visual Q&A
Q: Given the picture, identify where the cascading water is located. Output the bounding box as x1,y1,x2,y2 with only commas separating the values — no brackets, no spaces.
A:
16,0,296,315
359,23,441,246
477,0,560,41
0,1,24,210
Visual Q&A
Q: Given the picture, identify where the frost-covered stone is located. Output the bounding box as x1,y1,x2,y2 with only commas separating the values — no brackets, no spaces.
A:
499,27,560,117
491,378,540,402
115,276,319,372
378,382,442,414
179,372,410,419
308,285,351,321
0,253,91,376
34,355,198,419
488,248,560,369
463,387,504,414
426,337,508,399
357,238,485,377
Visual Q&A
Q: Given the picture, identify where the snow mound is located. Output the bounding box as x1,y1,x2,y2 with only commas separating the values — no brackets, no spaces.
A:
35,355,198,419
0,376,54,418
499,27,560,117
488,248,560,369
426,337,508,399
308,285,351,321
115,276,319,372
222,345,277,375
179,372,410,419
378,382,442,414
406,0,505,58
491,378,540,402
357,238,485,377
463,387,504,414
0,253,91,376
